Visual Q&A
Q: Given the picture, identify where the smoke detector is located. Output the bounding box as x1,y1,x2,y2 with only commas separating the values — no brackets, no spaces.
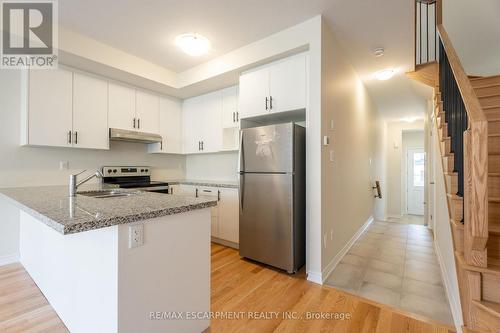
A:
373,48,385,57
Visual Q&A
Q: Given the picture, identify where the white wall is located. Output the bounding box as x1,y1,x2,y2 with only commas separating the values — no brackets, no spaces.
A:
0,70,185,260
430,112,463,329
386,121,425,217
443,0,500,76
320,21,385,278
185,152,239,181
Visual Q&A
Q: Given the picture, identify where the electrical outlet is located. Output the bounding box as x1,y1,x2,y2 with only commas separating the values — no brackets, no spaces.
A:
129,224,144,248
59,161,69,170
323,136,330,146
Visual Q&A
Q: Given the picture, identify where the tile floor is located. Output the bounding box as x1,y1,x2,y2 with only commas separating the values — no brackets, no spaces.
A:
387,215,425,225
325,218,454,326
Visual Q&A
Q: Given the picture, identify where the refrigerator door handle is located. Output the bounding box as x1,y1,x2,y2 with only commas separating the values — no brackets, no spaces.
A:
239,172,245,211
238,130,244,173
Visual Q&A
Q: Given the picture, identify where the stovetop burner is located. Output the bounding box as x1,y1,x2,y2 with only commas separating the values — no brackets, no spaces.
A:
101,166,169,192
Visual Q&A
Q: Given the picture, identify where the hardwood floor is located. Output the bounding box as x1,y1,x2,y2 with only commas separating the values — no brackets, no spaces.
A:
0,244,456,332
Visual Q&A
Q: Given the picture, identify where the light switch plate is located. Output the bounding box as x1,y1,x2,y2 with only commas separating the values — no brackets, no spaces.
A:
323,136,330,146
129,224,144,248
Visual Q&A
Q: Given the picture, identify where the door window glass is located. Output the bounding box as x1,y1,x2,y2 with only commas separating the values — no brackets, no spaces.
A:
413,152,425,187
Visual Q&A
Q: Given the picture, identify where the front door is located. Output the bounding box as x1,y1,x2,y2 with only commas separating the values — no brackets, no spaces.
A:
407,148,425,215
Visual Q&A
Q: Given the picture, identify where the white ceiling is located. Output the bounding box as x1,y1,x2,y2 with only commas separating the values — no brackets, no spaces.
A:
59,0,430,121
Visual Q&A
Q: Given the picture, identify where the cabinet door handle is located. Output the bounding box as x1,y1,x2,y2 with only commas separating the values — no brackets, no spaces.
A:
160,141,163,150
137,118,140,129
236,112,239,122
201,141,204,151
265,97,268,110
217,190,221,201
198,141,201,151
203,189,212,193
74,131,78,145
270,96,273,110
68,130,72,144
233,112,235,123
195,188,199,198
133,118,136,129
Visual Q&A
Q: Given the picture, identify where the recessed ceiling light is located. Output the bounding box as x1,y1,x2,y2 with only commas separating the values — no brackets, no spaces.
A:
175,33,210,56
374,68,395,81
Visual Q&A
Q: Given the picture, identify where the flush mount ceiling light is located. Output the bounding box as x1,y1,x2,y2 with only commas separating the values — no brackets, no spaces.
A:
175,33,210,56
372,47,385,57
374,68,395,81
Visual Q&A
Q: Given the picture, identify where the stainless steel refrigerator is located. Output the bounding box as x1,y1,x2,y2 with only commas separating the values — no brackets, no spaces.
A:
239,122,305,273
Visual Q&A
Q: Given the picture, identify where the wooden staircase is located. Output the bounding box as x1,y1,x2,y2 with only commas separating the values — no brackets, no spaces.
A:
434,39,500,333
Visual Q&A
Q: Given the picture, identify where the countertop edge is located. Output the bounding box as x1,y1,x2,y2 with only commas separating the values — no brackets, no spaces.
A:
0,192,218,235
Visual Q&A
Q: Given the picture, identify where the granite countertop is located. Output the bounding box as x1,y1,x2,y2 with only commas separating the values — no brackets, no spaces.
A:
166,179,239,189
0,184,217,235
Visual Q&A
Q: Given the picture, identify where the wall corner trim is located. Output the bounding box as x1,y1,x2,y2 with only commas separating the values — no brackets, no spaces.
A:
0,253,20,267
321,215,374,284
434,241,464,333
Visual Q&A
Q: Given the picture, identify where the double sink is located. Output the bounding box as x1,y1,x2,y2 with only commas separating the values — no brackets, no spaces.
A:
78,189,141,199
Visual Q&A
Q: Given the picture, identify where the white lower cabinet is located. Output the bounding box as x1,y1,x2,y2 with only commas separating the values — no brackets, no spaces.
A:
176,184,239,246
217,188,239,244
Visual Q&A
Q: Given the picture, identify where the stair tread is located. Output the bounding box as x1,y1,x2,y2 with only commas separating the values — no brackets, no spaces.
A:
490,224,500,235
474,83,500,89
488,197,500,203
479,94,500,99
489,134,500,137
483,105,500,109
489,173,500,177
473,300,500,318
471,74,500,81
456,252,500,276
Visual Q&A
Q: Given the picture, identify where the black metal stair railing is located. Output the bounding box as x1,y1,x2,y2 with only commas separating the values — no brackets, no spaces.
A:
416,0,438,65
439,38,468,222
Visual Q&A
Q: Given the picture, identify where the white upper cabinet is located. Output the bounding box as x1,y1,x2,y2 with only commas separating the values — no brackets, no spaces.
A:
108,84,160,134
238,53,307,119
269,55,307,113
238,66,269,118
183,94,204,154
222,86,239,128
72,73,109,150
135,91,160,134
108,83,136,131
183,90,222,154
201,90,222,153
25,68,73,147
149,97,182,154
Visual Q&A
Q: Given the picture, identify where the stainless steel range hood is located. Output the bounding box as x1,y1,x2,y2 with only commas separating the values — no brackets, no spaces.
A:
109,128,162,144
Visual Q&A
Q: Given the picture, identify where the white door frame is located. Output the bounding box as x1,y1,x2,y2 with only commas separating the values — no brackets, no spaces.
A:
406,147,425,215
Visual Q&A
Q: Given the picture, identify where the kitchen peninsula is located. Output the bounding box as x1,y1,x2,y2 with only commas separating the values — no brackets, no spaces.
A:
0,185,217,333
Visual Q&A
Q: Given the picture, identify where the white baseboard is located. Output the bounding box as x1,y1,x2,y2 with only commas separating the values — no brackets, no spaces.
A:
0,253,19,266
434,241,463,333
320,215,374,284
306,270,323,285
387,214,403,219
211,237,239,250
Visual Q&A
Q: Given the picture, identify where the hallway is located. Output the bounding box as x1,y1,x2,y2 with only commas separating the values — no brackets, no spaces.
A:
325,220,454,325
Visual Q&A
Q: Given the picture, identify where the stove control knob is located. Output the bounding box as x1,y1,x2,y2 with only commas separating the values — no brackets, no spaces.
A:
107,169,112,174
141,169,145,173
113,169,117,173
145,169,149,173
